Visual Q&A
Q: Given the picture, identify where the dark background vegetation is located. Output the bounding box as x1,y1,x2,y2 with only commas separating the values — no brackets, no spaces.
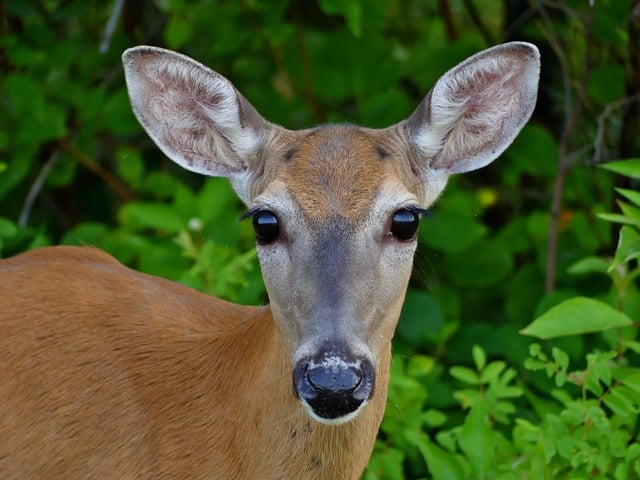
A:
2,0,640,478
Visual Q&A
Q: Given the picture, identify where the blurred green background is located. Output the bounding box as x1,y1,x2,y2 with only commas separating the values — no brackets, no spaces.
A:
2,1,640,478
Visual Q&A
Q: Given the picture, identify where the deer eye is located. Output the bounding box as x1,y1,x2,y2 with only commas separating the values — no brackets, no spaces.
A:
390,208,422,241
251,210,280,245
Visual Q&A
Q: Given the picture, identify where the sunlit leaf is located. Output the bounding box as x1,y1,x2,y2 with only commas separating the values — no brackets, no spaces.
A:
600,159,640,179
521,297,633,339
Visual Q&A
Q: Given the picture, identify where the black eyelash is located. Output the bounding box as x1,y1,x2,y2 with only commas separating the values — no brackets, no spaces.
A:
240,206,263,221
405,206,430,218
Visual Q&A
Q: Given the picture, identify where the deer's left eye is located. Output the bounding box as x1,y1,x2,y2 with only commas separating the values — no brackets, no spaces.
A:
390,208,421,241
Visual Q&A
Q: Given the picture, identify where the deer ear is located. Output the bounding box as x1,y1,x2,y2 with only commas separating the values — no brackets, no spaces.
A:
404,42,540,177
122,46,270,183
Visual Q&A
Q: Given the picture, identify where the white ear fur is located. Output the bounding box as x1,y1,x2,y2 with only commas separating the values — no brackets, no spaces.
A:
122,46,268,183
406,42,540,177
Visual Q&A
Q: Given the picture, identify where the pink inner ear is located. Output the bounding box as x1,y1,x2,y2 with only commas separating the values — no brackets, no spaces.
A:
420,47,538,175
124,50,261,178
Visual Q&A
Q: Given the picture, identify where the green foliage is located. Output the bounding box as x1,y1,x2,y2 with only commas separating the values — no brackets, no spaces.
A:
2,1,640,479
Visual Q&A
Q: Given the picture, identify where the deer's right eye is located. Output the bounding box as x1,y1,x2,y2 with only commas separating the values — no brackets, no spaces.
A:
252,210,280,245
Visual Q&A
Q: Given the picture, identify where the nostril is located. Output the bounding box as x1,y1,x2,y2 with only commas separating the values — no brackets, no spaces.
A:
306,364,362,394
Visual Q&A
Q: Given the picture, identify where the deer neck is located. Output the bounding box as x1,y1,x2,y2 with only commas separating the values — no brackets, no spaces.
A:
225,307,390,479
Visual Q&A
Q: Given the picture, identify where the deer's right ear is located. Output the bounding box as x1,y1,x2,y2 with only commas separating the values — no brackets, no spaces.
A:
122,46,271,199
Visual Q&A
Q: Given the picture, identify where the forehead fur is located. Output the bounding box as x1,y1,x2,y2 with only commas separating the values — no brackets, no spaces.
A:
282,125,390,222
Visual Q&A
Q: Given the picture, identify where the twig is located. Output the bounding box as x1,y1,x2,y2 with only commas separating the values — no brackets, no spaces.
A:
461,0,494,45
58,139,131,202
100,0,126,54
535,0,595,292
438,0,457,41
18,151,60,228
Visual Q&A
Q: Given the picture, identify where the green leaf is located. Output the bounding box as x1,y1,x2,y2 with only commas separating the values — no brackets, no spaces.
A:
407,355,436,377
616,188,640,208
480,361,506,384
597,212,639,227
118,202,184,233
618,200,640,225
115,147,144,186
420,210,487,253
611,225,640,270
600,159,640,179
0,218,18,238
398,290,444,345
603,385,639,416
318,0,363,37
458,402,494,477
568,256,610,275
406,430,464,480
450,366,479,385
472,345,486,371
521,297,633,339
165,14,193,49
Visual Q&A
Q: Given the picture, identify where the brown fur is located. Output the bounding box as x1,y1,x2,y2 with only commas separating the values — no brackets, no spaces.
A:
0,246,388,479
283,126,390,222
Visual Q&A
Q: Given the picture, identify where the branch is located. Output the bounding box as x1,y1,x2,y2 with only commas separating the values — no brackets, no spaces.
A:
438,0,457,41
19,150,60,228
461,0,495,45
535,1,595,292
58,139,132,202
100,0,126,54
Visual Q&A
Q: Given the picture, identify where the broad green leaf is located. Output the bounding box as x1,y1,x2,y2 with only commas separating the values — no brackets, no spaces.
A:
600,159,640,179
521,297,633,339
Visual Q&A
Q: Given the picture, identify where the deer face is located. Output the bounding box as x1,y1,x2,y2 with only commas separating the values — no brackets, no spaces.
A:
122,42,540,424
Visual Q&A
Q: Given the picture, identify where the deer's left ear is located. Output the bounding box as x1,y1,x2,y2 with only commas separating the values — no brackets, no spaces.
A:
403,42,540,177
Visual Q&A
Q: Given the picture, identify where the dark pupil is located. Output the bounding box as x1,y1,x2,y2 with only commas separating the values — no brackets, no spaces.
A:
391,209,419,241
253,211,279,245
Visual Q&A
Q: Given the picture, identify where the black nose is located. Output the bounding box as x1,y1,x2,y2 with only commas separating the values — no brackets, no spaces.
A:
293,355,375,421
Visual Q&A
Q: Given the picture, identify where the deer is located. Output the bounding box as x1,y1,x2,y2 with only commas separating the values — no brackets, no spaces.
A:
0,42,539,479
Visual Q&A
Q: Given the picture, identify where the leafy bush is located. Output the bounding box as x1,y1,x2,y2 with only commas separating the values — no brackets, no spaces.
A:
2,1,639,478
